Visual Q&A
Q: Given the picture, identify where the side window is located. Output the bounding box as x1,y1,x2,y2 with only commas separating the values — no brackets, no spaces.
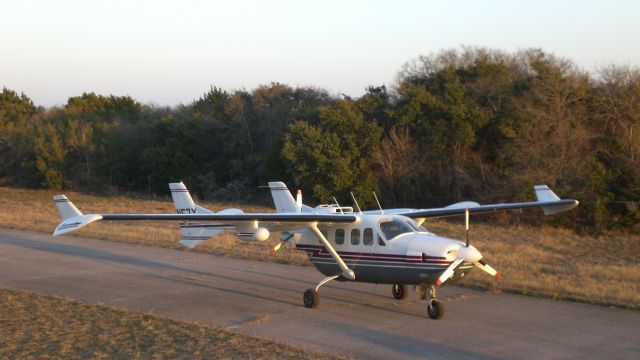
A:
335,229,345,245
378,235,386,246
363,228,373,246
350,228,360,245
319,229,328,244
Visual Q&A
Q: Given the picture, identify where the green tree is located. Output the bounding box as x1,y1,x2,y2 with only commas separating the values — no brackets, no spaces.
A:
283,99,382,205
33,123,66,189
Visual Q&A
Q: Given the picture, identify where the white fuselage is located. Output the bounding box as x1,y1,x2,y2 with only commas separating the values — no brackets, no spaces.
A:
294,211,477,285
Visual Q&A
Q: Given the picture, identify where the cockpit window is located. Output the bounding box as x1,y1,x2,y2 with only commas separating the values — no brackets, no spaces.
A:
379,218,414,240
406,218,430,233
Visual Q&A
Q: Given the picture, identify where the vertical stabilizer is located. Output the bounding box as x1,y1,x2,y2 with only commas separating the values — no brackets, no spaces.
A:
168,182,236,249
268,182,298,213
534,185,573,215
169,182,212,214
53,195,82,220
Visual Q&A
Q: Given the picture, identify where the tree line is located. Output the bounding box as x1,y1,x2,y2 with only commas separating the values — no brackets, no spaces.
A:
1,47,638,232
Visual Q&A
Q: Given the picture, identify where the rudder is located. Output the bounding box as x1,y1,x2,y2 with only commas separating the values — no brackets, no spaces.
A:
268,181,298,213
53,195,82,220
169,182,212,214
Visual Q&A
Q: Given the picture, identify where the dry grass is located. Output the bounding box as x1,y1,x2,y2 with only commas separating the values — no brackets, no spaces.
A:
427,221,640,309
1,187,638,309
0,287,341,359
0,187,310,266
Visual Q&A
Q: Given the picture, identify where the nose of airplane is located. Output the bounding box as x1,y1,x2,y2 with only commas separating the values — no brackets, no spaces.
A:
456,245,483,263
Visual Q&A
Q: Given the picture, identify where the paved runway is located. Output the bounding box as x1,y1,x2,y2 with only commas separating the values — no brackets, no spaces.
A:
1,228,638,359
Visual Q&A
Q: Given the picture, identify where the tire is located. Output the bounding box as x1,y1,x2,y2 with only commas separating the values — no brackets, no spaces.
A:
303,289,319,308
391,283,407,300
427,300,445,319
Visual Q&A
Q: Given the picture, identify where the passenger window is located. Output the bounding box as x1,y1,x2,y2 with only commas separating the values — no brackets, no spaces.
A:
378,235,386,246
363,228,373,246
350,228,360,245
335,229,345,245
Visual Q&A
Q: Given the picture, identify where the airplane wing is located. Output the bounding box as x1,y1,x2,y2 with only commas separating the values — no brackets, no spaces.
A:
397,185,579,219
52,210,358,237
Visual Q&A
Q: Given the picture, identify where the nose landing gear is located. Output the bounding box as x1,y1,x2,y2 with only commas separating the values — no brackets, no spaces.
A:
426,285,445,319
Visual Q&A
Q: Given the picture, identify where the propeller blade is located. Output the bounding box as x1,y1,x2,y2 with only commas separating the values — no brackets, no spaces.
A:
435,258,464,286
465,207,469,230
272,232,296,254
473,260,500,278
465,207,470,247
271,242,283,254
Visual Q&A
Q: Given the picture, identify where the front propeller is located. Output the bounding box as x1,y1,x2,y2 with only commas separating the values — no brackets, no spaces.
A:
435,208,500,286
473,259,500,278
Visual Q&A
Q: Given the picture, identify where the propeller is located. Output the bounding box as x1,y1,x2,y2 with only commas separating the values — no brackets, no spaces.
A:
271,232,295,254
271,242,283,254
435,207,500,286
465,207,470,247
435,259,464,285
473,260,500,278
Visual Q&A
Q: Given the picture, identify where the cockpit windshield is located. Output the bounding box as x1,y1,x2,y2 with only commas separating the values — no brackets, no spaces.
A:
406,218,430,233
379,218,415,240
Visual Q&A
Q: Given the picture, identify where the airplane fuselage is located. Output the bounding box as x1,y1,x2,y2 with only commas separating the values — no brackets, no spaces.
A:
294,213,476,285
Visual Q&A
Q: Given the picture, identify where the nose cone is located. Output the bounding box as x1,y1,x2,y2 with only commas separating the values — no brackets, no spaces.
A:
457,245,482,263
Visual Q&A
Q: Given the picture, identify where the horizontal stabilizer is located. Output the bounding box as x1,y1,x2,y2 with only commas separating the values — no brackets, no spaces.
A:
53,214,103,236
179,239,207,249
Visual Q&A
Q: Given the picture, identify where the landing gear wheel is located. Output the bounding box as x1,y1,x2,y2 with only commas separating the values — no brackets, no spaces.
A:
303,289,319,308
427,300,445,319
392,283,407,300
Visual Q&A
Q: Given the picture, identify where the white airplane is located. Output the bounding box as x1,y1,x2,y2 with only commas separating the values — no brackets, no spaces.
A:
53,182,578,319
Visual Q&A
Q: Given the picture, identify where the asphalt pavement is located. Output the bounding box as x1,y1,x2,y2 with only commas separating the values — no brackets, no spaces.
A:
0,228,638,359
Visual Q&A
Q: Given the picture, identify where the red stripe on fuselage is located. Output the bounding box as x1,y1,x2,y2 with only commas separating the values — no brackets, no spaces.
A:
295,244,452,265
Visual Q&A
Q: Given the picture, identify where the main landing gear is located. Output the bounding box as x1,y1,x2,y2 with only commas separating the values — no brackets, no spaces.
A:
304,279,444,320
391,283,407,300
426,285,445,319
303,274,340,308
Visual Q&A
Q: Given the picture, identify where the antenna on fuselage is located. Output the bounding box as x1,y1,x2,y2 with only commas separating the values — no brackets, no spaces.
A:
332,196,344,214
350,192,362,214
372,192,384,214
465,207,470,247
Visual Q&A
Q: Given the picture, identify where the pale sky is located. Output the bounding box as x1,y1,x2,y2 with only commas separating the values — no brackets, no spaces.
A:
1,0,639,107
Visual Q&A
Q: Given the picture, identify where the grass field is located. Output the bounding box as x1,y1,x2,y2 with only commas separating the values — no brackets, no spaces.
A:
0,186,638,309
0,287,341,359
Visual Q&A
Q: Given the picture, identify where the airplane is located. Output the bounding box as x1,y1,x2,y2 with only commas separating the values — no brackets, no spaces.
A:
52,182,578,319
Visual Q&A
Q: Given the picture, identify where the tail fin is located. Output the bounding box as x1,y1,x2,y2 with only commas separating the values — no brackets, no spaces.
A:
168,182,241,248
268,181,300,213
53,195,82,220
52,195,102,236
169,182,213,214
534,185,577,215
